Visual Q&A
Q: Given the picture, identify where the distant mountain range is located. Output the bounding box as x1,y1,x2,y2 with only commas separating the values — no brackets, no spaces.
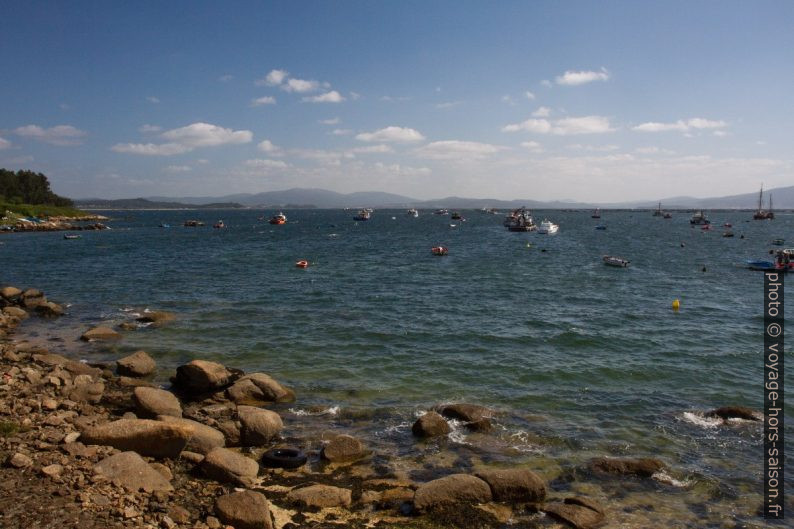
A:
76,185,794,210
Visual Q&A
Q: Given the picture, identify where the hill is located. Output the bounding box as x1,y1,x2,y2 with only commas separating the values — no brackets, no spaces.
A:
74,198,245,210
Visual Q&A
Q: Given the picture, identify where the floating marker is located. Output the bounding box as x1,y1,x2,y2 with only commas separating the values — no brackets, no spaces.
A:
672,299,680,311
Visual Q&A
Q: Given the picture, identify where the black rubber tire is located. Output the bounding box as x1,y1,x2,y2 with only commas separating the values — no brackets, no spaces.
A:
261,447,308,469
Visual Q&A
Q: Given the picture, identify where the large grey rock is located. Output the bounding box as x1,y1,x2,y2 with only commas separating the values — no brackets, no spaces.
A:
438,403,493,422
201,447,259,485
94,451,173,492
174,359,237,394
414,474,492,511
588,457,664,477
80,419,193,458
287,484,352,508
237,406,283,446
157,415,225,454
412,411,451,438
543,497,606,529
81,326,122,341
226,373,295,404
134,387,182,418
215,490,273,529
321,434,368,463
475,468,546,503
117,350,156,377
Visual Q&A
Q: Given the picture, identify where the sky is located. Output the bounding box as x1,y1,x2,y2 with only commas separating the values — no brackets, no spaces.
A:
1,0,793,202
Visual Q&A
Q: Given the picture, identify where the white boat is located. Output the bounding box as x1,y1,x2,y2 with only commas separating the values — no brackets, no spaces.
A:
537,219,558,234
603,255,630,267
407,208,419,217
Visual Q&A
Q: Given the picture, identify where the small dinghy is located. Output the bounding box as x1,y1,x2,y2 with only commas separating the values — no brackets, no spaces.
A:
431,246,448,256
603,255,629,267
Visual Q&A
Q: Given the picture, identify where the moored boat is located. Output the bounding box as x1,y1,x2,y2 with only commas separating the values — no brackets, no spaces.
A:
63,234,81,239
353,209,371,221
753,185,775,220
431,246,448,256
690,210,710,225
663,212,672,219
505,207,536,231
603,255,630,267
184,220,205,227
213,220,225,229
433,209,448,215
450,211,463,220
269,212,287,225
591,208,601,219
407,208,419,217
653,202,663,217
537,219,559,234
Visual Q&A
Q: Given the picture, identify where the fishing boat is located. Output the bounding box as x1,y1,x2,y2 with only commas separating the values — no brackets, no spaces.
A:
505,207,536,232
295,260,309,268
653,202,663,217
689,210,710,225
753,185,775,220
433,209,449,215
663,212,673,219
407,208,419,217
595,225,607,230
431,246,448,256
591,208,601,219
353,209,371,221
723,230,734,238
772,238,785,246
603,255,630,267
158,223,170,228
450,211,463,220
183,220,205,227
537,219,559,234
269,212,287,225
213,220,225,229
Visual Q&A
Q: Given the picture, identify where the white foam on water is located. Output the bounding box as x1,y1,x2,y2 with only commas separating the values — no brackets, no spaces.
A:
288,406,340,417
681,411,722,428
652,470,692,488
447,419,471,445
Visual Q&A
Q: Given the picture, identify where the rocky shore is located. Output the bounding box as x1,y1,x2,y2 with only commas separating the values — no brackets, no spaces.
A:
0,285,768,529
1,213,109,233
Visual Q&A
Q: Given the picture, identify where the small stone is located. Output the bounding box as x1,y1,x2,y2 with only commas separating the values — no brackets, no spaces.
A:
41,464,64,477
8,452,34,468
63,432,81,444
117,350,157,377
167,505,191,523
321,434,368,463
206,516,222,529
42,398,59,410
287,484,352,508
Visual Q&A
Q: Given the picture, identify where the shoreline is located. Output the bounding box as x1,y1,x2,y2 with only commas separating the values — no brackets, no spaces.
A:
0,285,776,528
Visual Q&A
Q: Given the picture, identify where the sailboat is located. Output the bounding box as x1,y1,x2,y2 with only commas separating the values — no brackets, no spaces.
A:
591,208,601,219
753,185,774,220
653,202,663,217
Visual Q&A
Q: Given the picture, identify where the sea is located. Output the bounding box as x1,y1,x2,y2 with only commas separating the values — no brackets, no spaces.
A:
2,208,791,527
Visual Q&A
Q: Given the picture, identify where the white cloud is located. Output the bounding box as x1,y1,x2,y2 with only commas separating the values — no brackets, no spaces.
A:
555,68,610,86
256,69,289,87
501,95,516,105
14,124,87,146
525,91,536,100
634,146,675,155
568,143,619,152
349,144,394,154
331,128,353,136
257,139,283,156
713,130,728,137
139,124,162,133
632,118,727,132
436,101,463,109
520,141,543,153
284,78,319,93
244,158,288,169
319,118,340,125
356,126,425,143
0,137,11,150
218,74,234,82
503,116,614,135
251,96,276,106
302,90,345,103
414,140,506,160
146,96,160,104
165,165,191,172
531,106,551,117
112,122,252,156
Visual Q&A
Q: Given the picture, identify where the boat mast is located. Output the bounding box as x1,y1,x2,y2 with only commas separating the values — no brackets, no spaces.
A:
758,184,764,212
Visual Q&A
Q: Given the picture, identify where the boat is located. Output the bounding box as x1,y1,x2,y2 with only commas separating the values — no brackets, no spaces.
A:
295,260,309,268
723,222,732,228
431,246,448,256
269,212,287,225
505,207,537,231
433,209,448,215
407,208,419,217
689,210,710,225
747,250,794,271
595,225,607,230
772,238,785,246
213,220,225,228
158,223,170,228
63,234,81,239
353,209,371,221
753,185,775,220
603,255,630,267
723,231,734,238
537,219,559,234
591,208,601,219
183,220,205,227
663,212,672,219
653,202,663,217
450,211,463,220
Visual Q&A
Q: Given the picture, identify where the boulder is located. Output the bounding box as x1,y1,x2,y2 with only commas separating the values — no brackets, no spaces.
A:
80,418,193,458
321,434,368,463
475,468,546,503
237,406,283,446
412,411,451,438
543,497,606,529
136,311,176,327
81,326,122,341
588,457,664,477
67,375,105,403
226,373,295,404
174,359,238,394
215,490,273,529
2,306,28,320
33,352,103,376
117,350,156,377
94,451,173,492
133,387,182,418
36,301,64,318
0,286,22,300
287,484,352,508
157,415,225,454
465,418,494,433
438,403,493,422
201,447,259,486
705,406,762,421
414,474,492,511
21,289,46,309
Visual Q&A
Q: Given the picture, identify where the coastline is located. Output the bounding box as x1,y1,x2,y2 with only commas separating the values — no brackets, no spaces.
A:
0,286,777,529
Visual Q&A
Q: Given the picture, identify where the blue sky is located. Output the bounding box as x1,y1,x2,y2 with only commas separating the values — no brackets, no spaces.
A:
1,1,793,201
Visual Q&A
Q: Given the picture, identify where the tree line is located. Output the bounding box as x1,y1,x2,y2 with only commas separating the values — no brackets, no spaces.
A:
0,168,73,207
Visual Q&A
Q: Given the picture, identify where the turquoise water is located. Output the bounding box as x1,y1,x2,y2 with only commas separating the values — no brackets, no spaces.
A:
2,208,791,525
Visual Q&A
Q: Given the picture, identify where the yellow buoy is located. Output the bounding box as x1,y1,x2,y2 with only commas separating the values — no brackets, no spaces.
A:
672,299,680,311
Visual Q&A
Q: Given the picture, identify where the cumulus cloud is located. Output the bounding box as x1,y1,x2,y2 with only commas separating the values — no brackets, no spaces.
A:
632,118,727,132
284,78,319,93
257,139,283,156
14,124,87,146
0,137,11,150
251,96,276,106
356,126,425,143
331,128,353,136
555,68,610,86
112,122,252,156
503,116,614,135
302,90,345,103
349,145,394,154
146,96,160,104
520,141,543,152
414,140,505,160
532,106,552,117
256,69,289,87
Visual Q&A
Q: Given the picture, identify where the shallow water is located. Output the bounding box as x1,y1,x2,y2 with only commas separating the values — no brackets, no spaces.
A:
2,208,791,526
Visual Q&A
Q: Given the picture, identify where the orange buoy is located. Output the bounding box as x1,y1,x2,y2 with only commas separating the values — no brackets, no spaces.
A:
295,260,309,268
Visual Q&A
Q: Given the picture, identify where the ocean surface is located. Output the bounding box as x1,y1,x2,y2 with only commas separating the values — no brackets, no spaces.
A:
2,208,791,526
